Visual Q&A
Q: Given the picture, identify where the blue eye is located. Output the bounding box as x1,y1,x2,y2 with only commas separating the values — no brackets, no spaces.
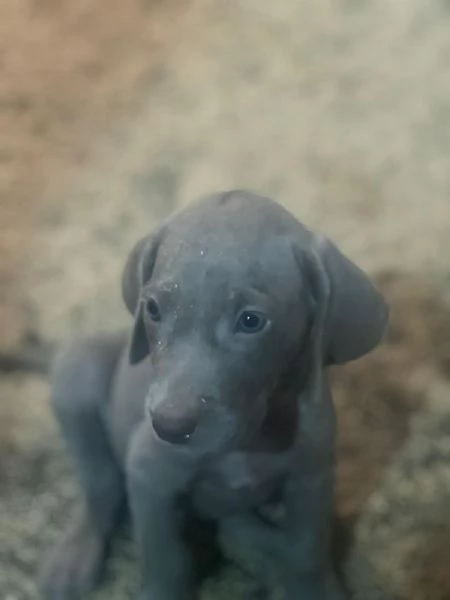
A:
236,311,268,334
146,297,161,321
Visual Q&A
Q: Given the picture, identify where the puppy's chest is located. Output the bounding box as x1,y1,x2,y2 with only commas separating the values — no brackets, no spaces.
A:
190,451,288,519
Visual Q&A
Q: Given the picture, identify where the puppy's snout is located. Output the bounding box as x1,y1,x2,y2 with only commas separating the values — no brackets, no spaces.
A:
149,397,209,444
151,411,198,444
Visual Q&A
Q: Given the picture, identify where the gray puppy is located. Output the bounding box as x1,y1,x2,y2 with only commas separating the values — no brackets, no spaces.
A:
40,190,388,600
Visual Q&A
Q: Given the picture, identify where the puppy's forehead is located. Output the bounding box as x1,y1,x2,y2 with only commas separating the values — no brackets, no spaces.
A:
168,191,299,239
156,233,292,279
151,193,311,293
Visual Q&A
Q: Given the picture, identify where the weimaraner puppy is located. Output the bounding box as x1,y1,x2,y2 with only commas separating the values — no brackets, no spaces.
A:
40,190,388,600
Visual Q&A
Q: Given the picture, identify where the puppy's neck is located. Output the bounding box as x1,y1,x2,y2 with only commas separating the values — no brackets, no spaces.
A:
244,344,316,453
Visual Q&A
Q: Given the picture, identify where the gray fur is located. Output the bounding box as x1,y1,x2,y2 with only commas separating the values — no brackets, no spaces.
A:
39,190,388,600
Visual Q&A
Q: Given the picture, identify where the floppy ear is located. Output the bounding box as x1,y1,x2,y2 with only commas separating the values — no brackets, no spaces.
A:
121,229,164,364
127,300,149,365
122,234,160,315
309,234,389,365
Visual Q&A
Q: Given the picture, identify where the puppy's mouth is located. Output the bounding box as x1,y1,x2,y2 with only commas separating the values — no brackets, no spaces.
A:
145,386,271,456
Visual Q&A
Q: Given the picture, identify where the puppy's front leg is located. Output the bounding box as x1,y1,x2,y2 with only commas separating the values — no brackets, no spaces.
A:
127,422,197,600
283,468,345,600
282,383,346,600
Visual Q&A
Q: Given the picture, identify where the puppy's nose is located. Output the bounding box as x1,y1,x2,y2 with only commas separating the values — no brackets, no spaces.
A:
150,410,199,445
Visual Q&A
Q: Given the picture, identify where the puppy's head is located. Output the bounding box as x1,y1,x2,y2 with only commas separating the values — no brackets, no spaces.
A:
122,191,389,453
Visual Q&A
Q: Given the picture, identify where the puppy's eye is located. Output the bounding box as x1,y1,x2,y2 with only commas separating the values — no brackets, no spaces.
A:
236,311,267,334
146,298,161,321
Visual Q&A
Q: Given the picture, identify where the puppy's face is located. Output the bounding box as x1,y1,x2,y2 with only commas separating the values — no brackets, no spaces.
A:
122,191,389,455
138,228,312,453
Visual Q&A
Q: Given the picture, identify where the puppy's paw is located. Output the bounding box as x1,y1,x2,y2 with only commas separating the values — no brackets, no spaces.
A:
39,521,106,600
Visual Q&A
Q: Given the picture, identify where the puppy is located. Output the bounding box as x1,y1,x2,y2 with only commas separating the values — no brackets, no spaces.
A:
40,190,388,600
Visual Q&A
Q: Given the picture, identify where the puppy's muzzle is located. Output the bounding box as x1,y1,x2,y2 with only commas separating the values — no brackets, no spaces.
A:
149,397,208,445
151,411,198,444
